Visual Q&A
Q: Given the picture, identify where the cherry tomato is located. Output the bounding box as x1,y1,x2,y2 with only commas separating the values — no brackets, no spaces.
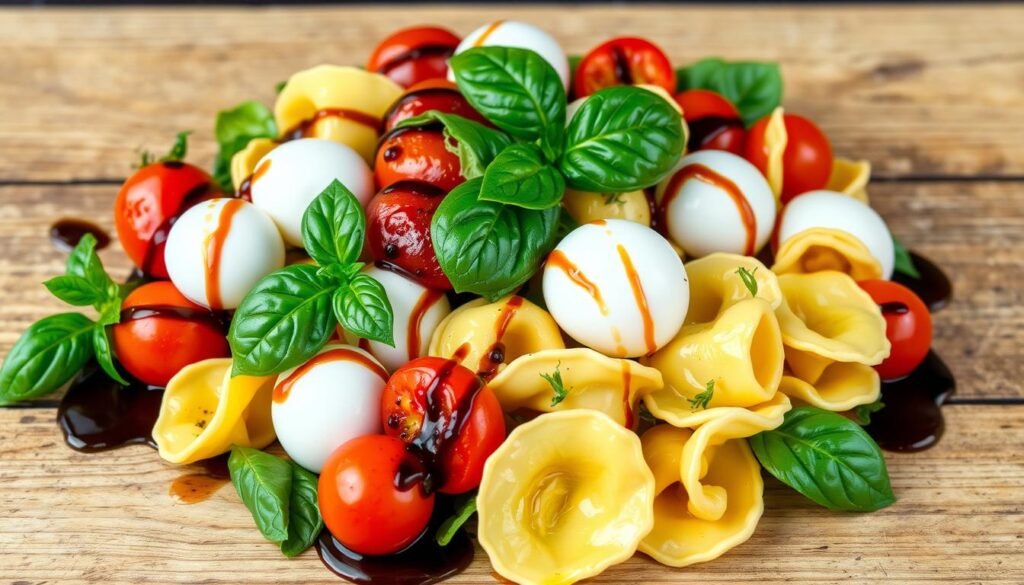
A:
366,181,451,290
367,26,461,88
374,126,464,193
858,279,933,380
319,434,435,555
381,357,505,495
112,281,230,386
114,162,221,278
675,89,746,155
675,89,739,121
381,79,488,133
744,113,833,203
574,37,676,98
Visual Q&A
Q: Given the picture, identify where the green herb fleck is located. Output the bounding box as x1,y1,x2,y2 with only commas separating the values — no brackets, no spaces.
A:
892,237,921,279
137,131,191,168
736,266,759,297
603,192,626,206
541,362,571,407
689,380,715,411
435,494,477,546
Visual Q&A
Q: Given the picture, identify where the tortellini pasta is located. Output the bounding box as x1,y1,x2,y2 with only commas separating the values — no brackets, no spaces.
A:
562,189,651,227
487,348,663,427
230,137,277,191
827,158,871,204
772,227,883,281
684,253,782,325
759,106,787,202
152,358,276,465
477,410,655,585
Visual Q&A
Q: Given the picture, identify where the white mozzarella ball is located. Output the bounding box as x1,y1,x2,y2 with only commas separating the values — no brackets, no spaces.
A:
271,344,388,473
165,198,284,310
250,138,373,246
343,266,451,372
450,21,570,89
543,219,689,357
778,190,896,279
655,150,776,258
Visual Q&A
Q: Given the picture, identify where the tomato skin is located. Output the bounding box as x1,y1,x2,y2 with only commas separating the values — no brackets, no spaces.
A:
111,281,230,386
366,182,451,290
114,162,221,279
382,80,487,133
744,113,833,203
574,37,676,98
367,26,461,88
319,434,436,555
675,89,740,122
374,127,464,193
858,279,933,380
381,357,506,494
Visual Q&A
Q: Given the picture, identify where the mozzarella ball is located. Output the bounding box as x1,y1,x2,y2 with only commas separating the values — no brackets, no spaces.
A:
250,138,373,246
543,219,689,357
778,190,895,279
655,150,776,258
342,266,451,372
450,21,569,89
165,198,284,310
271,344,387,472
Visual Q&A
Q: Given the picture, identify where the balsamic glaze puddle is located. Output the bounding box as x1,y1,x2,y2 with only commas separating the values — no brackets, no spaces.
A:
893,251,953,312
687,116,744,152
57,364,164,453
866,350,956,452
50,218,111,252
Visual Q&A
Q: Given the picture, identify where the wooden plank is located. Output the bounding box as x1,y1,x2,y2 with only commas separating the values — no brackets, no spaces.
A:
1,180,1021,399
0,5,1022,181
0,404,1021,584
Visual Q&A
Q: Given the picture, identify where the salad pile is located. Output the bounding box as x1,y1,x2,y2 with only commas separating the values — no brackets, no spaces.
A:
0,20,946,585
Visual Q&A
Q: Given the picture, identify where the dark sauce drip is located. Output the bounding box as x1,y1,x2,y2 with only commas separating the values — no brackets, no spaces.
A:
50,218,111,252
383,146,402,161
120,304,230,333
476,343,505,381
879,301,910,315
377,44,457,75
610,45,633,85
169,454,231,505
866,350,955,452
376,123,445,157
283,108,382,141
57,365,164,453
893,251,953,312
687,116,744,152
140,181,218,275
375,259,425,281
381,179,446,198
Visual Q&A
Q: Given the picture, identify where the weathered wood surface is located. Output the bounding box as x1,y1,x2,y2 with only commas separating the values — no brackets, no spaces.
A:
0,5,1023,181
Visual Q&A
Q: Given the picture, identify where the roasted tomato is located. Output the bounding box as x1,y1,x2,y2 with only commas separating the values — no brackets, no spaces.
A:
858,279,933,380
112,281,230,387
745,113,833,203
381,357,505,495
319,434,436,555
675,89,746,154
381,79,487,133
374,126,464,192
367,26,461,88
366,181,451,290
574,37,676,98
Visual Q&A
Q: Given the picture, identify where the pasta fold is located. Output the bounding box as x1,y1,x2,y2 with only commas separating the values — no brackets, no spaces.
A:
684,253,782,325
826,157,871,203
772,227,883,281
229,137,277,191
562,189,651,226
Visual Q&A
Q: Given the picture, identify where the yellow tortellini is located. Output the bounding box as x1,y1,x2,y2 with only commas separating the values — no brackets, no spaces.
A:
274,65,403,162
684,253,782,325
827,158,871,203
562,189,651,226
477,410,655,585
487,348,663,427
230,137,277,191
760,106,787,203
152,358,276,465
772,227,883,281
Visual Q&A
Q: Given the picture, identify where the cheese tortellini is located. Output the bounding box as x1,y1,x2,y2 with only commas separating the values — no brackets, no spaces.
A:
230,137,277,191
683,253,782,325
827,158,871,203
772,227,883,281
562,189,651,226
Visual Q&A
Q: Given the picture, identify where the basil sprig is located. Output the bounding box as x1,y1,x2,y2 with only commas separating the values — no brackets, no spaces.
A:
480,143,565,210
229,180,394,377
749,406,896,512
676,58,783,126
212,100,278,193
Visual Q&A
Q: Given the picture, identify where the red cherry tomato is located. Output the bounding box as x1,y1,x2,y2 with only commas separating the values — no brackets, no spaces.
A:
744,113,833,203
366,182,451,290
382,79,488,133
574,37,676,98
676,89,746,155
675,89,739,121
114,162,221,278
858,279,933,380
367,26,461,88
374,127,464,193
381,357,505,495
112,281,230,386
319,434,435,555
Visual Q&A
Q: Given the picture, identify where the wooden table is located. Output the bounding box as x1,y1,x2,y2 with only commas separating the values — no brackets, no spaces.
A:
1,5,1023,584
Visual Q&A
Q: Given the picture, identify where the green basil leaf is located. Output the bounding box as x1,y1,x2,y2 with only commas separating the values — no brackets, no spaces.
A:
333,274,394,347
892,237,921,279
677,58,782,126
44,275,103,307
432,178,559,300
212,100,278,192
228,446,292,544
480,143,565,210
301,179,366,267
560,86,684,192
568,54,582,83
65,233,117,303
749,406,896,512
398,111,512,179
435,494,477,546
229,264,336,377
851,401,885,426
450,46,566,158
92,325,128,385
280,462,323,557
0,312,95,404
555,207,580,241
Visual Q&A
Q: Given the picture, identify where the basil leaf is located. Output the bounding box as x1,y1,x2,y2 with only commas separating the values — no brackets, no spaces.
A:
555,207,580,241
892,237,921,279
677,58,782,126
749,406,896,512
44,275,103,307
432,178,559,300
333,274,394,347
280,462,323,557
851,401,885,426
560,86,684,192
213,100,278,192
66,233,117,302
92,325,128,385
229,265,336,377
229,446,292,544
398,111,512,179
0,312,95,404
450,46,566,159
480,143,565,210
301,179,366,267
435,494,477,546
568,54,582,83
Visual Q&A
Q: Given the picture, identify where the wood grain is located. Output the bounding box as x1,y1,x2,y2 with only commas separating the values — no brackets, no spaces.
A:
0,5,1022,181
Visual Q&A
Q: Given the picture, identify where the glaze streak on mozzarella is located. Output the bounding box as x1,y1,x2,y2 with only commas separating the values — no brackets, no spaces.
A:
273,347,388,404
